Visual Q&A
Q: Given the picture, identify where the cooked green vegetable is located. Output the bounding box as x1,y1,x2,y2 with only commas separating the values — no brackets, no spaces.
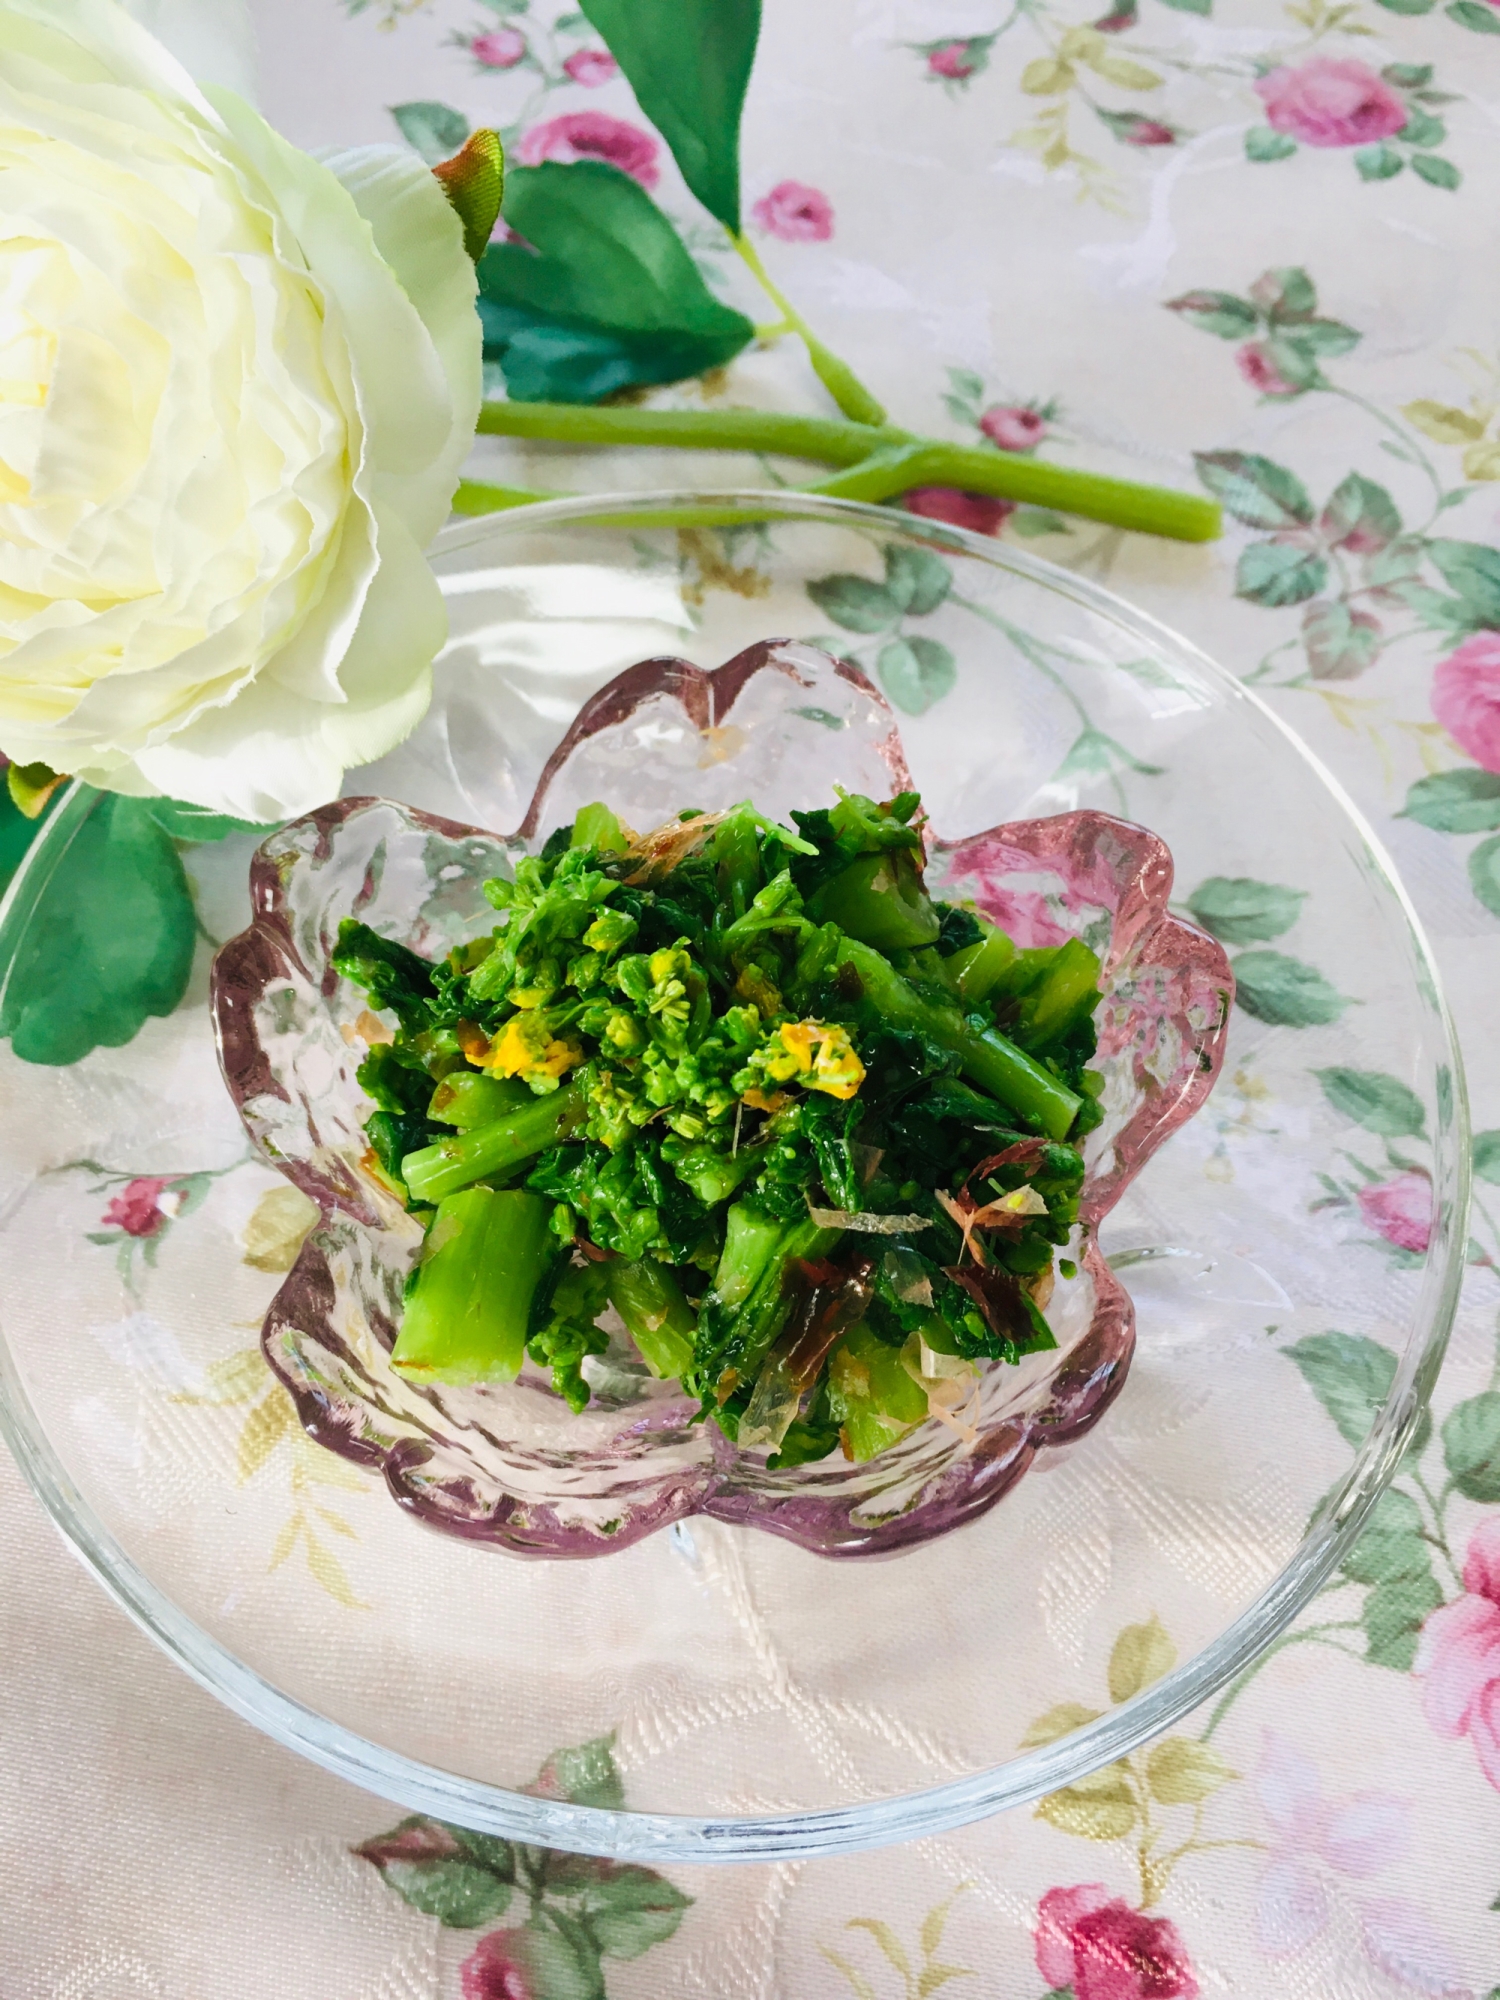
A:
332,789,1104,1464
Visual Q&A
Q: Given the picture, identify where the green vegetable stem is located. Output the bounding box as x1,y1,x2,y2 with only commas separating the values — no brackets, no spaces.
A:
392,1188,553,1384
401,1082,586,1204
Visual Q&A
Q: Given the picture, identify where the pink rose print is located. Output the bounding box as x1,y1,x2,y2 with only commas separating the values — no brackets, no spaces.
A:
1235,343,1297,398
979,405,1046,452
1034,1884,1199,2000
1121,119,1176,147
1417,1515,1500,1791
516,112,660,188
1254,59,1408,149
751,180,834,243
903,486,1014,537
471,27,525,69
102,1176,175,1239
1432,632,1500,773
1356,1174,1433,1254
460,1930,541,2000
929,40,979,79
562,48,617,87
1253,1732,1411,1957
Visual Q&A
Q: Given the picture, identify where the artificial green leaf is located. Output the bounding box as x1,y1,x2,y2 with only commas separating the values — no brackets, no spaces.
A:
1235,541,1328,608
1285,1331,1400,1449
143,799,278,843
6,760,63,818
1402,770,1500,833
0,776,49,898
392,99,470,166
434,127,506,263
1321,474,1401,553
531,1735,626,1811
1245,126,1298,162
579,0,757,231
1185,877,1306,945
1354,142,1405,181
1363,1570,1444,1670
1194,451,1314,529
806,573,901,633
1470,834,1500,916
1443,1391,1500,1501
1411,152,1461,189
1315,1067,1426,1137
1035,1761,1138,1841
1473,1130,1500,1182
1108,1614,1175,1701
883,543,952,616
1449,0,1500,27
878,636,957,715
0,791,196,1066
1146,1737,1235,1804
1164,290,1258,339
478,162,754,403
1341,1487,1436,1586
544,1856,692,1958
1302,600,1382,680
1232,950,1347,1026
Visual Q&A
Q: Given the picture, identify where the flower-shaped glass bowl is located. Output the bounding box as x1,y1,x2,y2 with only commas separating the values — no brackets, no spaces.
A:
213,641,1233,1560
0,492,1465,1863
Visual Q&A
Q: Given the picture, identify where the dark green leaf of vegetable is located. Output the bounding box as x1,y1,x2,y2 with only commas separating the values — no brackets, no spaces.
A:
479,163,754,404
1363,1570,1444,1670
1315,1066,1426,1137
1443,1391,1500,1501
1164,290,1258,339
543,1856,692,1958
1245,126,1298,162
883,543,952,617
1185,876,1305,945
1472,1129,1500,1183
1402,770,1500,834
579,0,758,231
1232,950,1347,1026
0,791,196,1066
805,573,901,633
1235,541,1328,608
1195,451,1314,529
1302,600,1381,680
392,100,471,166
1469,833,1500,917
1410,152,1461,189
878,635,957,715
1285,1330,1399,1449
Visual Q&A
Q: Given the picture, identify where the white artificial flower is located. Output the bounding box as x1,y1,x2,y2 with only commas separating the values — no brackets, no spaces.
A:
0,0,481,819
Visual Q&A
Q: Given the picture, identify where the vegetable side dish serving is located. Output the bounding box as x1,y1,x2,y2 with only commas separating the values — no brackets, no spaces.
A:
333,789,1104,1471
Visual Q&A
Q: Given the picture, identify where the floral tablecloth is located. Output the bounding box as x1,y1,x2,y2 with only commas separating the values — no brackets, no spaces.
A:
9,0,1500,1994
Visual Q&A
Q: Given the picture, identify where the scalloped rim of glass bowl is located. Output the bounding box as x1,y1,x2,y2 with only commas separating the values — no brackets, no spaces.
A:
0,489,1469,1865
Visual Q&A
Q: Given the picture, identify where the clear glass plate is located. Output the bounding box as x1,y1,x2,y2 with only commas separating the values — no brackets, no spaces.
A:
0,491,1466,1862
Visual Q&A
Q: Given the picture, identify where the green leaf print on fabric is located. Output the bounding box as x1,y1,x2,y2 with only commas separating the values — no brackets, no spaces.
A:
391,99,470,165
1231,950,1348,1026
1403,770,1500,833
1469,835,1500,917
1443,1392,1500,1502
1315,1067,1427,1137
1185,877,1305,945
1473,1131,1500,1182
1284,1331,1408,1450
357,1735,689,1995
1193,451,1314,530
1236,540,1328,608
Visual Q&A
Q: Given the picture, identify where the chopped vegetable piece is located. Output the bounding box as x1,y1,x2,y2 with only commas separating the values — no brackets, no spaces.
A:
332,787,1105,1454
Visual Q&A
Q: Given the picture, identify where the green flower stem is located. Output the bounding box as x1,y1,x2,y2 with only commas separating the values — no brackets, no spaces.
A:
467,402,1223,542
1199,1623,1365,1740
729,230,889,427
